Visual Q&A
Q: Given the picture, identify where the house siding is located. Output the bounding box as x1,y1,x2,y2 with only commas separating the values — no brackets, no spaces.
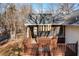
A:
65,26,79,55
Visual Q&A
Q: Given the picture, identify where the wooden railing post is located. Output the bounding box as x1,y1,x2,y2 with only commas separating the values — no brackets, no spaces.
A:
76,41,78,56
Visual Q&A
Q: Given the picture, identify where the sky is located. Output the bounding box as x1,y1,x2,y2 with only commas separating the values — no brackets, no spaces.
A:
31,3,59,12
0,3,60,13
32,3,56,10
0,3,79,13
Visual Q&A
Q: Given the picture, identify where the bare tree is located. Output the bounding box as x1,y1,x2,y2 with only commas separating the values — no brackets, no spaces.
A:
0,3,79,39
17,4,32,37
27,3,79,38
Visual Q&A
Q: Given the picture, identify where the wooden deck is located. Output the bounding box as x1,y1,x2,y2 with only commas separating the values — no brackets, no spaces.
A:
23,37,78,56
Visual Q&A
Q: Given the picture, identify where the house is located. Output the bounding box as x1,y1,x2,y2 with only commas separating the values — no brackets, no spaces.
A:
24,11,79,56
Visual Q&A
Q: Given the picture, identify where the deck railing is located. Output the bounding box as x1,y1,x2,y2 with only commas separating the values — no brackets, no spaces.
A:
24,38,78,56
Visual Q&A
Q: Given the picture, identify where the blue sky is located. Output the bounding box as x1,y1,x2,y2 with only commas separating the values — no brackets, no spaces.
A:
0,3,79,13
0,3,59,13
32,3,59,10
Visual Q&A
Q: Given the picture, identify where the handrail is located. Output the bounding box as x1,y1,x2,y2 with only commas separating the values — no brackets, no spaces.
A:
57,43,77,53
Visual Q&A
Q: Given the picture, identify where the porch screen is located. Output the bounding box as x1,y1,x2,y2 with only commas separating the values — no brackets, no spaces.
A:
38,25,60,37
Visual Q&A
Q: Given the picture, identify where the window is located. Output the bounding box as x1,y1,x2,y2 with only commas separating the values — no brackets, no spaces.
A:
33,27,37,36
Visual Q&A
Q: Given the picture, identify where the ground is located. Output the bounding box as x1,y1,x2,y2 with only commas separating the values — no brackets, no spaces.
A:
0,34,24,56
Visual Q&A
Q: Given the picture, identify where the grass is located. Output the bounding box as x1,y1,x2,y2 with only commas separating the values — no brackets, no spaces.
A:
0,34,24,56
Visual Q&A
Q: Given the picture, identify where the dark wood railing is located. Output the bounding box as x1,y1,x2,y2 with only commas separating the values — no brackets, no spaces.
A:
53,43,78,56
65,42,78,56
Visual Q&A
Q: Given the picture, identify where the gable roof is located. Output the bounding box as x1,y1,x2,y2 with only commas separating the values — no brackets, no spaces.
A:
25,10,79,26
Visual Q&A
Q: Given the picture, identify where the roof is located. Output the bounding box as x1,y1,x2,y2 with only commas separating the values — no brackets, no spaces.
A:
25,10,79,26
